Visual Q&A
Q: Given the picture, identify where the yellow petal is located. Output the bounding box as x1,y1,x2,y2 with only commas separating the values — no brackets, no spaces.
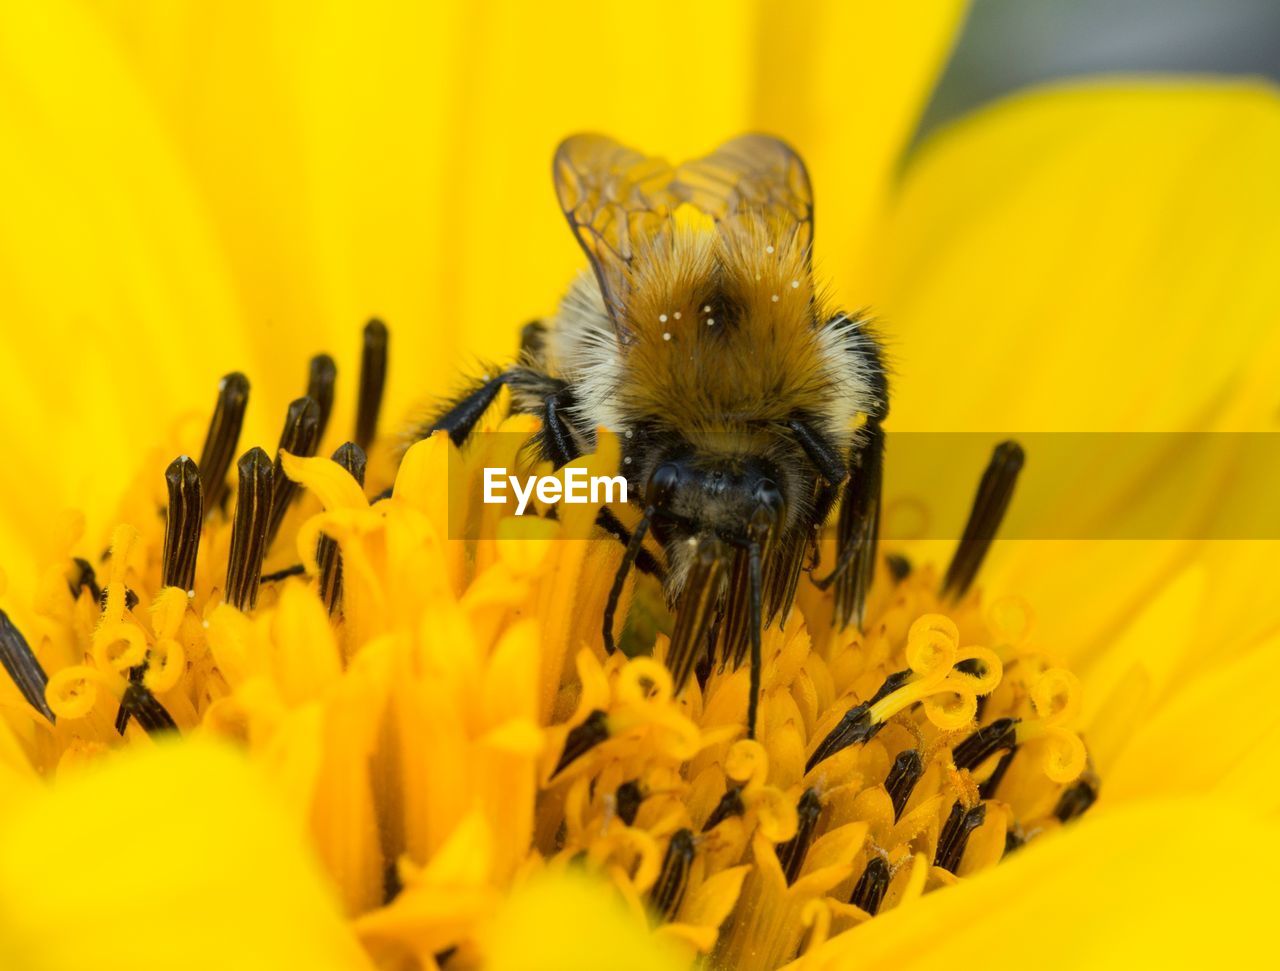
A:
677,863,751,936
355,813,498,959
880,81,1280,433
0,740,370,971
1104,629,1280,808
483,870,685,971
282,452,370,511
269,581,344,706
795,797,1280,970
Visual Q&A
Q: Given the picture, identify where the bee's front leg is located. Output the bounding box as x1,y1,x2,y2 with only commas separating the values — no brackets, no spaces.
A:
423,371,513,446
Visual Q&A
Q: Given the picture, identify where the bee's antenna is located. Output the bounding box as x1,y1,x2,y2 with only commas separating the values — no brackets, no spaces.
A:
602,508,655,655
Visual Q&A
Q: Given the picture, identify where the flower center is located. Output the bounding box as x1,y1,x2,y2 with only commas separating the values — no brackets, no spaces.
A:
0,322,1093,970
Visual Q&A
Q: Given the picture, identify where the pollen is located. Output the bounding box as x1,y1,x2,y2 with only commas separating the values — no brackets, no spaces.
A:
660,314,668,323
0,323,1097,971
771,294,780,302
765,244,775,254
663,332,672,341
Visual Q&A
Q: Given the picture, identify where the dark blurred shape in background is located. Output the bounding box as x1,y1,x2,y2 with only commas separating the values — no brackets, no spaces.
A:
917,0,1280,144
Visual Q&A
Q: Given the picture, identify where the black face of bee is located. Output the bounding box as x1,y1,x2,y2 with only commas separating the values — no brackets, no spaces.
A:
642,450,787,549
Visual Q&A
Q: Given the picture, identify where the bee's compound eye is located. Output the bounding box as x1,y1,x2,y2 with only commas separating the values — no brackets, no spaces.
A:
647,463,681,508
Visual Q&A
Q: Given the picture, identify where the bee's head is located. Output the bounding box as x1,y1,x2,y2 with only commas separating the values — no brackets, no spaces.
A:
642,451,785,549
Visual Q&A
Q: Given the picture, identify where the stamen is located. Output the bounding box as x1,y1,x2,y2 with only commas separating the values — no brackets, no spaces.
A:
885,749,924,820
356,318,389,451
776,788,821,884
161,456,203,591
849,856,890,915
934,802,986,873
1005,825,1026,855
649,828,694,922
0,610,56,722
114,679,178,736
306,353,338,440
383,862,404,905
701,785,745,832
260,564,307,583
952,717,1020,771
553,709,609,777
1054,772,1099,822
225,447,274,611
267,397,322,545
942,441,1024,599
197,372,250,516
92,550,139,611
956,657,991,719
317,442,367,614
615,780,644,826
68,557,101,603
869,669,915,705
805,670,911,771
979,749,1016,800
886,553,912,581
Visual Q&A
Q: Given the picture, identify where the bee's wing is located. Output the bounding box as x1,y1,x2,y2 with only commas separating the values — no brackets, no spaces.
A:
673,134,814,258
553,134,677,338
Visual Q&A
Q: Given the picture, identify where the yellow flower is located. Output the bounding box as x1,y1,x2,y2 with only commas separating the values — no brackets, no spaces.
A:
1,3,1279,971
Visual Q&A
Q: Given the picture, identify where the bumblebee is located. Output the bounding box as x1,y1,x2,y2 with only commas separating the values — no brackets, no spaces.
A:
427,134,889,739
